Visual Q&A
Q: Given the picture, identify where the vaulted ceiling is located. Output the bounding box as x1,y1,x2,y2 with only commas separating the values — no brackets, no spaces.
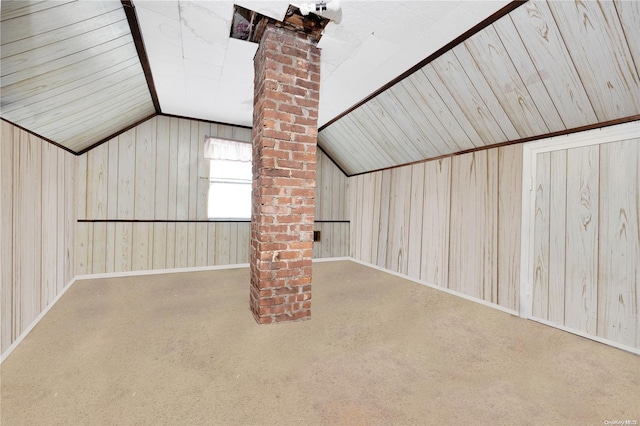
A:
2,0,639,175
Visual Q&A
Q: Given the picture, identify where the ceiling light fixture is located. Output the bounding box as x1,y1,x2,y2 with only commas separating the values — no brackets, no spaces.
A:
296,0,342,24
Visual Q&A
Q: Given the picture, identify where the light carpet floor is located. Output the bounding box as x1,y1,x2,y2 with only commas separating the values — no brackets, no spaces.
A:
1,260,638,425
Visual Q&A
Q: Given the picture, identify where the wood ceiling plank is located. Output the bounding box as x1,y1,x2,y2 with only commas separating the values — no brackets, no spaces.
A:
1,37,135,87
320,115,393,174
1,9,125,59
5,63,143,122
402,69,478,151
0,1,121,44
339,108,403,168
0,45,138,106
356,102,421,164
1,1,73,22
326,115,391,172
318,125,365,175
32,93,152,148
1,57,141,114
1,19,131,77
548,0,640,121
509,0,597,128
30,79,150,134
429,51,509,146
614,0,640,78
451,43,521,140
55,102,155,152
382,84,453,158
392,73,471,155
368,94,441,159
492,15,566,133
463,25,550,138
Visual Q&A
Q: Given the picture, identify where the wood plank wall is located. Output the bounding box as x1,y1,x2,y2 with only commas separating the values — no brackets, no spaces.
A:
76,116,349,274
533,138,640,349
313,148,350,258
349,145,523,311
1,120,76,355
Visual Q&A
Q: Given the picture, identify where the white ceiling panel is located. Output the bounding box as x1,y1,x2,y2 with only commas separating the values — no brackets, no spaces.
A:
135,0,512,127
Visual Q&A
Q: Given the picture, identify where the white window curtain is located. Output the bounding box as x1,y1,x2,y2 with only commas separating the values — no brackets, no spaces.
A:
204,137,251,162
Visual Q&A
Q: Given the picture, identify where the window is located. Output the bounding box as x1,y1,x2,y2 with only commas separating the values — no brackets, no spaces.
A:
204,137,252,220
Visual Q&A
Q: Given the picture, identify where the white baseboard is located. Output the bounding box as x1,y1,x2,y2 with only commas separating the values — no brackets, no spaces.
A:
347,257,640,355
312,256,351,263
1,277,78,363
1,258,352,363
527,317,640,356
73,262,251,281
347,257,520,316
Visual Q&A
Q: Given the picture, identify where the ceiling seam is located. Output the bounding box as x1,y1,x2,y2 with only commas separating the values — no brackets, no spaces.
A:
121,0,161,113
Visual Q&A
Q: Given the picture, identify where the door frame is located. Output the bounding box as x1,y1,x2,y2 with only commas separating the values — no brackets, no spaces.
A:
519,120,640,354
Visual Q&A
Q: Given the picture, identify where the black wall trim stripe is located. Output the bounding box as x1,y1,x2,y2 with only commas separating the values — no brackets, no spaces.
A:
78,219,350,223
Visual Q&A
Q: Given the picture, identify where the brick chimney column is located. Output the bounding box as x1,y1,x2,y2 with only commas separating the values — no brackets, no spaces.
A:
250,24,320,324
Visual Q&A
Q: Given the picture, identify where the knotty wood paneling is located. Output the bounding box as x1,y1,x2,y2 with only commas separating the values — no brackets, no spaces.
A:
350,146,521,311
530,136,639,350
315,148,349,221
565,145,599,335
463,26,550,138
497,144,522,311
598,139,640,347
449,149,499,302
76,116,349,274
386,167,412,274
318,0,639,176
1,120,76,356
532,152,550,319
548,150,567,324
547,0,640,121
420,158,451,288
407,163,425,279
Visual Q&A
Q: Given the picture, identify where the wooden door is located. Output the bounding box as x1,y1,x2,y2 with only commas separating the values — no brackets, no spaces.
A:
529,137,640,351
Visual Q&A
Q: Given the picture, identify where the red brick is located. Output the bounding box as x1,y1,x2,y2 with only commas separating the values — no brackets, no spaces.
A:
280,123,306,134
294,116,317,126
296,78,320,91
262,168,290,178
290,170,315,180
289,277,312,286
291,188,314,197
278,250,302,260
279,104,303,115
274,177,304,187
292,133,316,143
258,296,286,306
281,84,307,98
263,129,291,141
276,159,304,169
